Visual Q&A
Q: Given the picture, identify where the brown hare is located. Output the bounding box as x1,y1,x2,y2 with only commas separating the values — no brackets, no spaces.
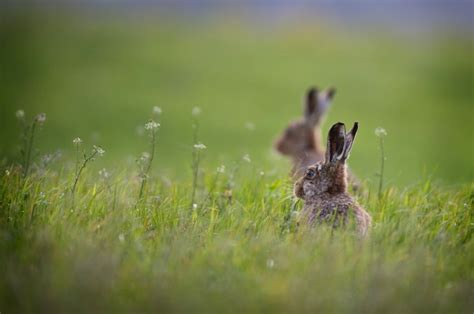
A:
294,122,371,236
274,86,336,179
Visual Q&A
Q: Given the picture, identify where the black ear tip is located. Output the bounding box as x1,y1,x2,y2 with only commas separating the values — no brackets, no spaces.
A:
327,87,336,98
351,122,359,135
307,86,319,97
329,122,346,136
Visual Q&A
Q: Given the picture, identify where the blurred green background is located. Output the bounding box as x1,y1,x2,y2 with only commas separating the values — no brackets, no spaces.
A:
1,8,472,186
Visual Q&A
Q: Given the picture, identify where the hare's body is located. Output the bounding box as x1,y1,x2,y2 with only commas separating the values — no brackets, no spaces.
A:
294,122,371,236
300,190,371,235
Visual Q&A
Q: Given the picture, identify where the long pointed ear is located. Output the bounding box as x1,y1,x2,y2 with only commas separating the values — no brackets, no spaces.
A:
325,122,346,163
304,87,335,127
327,87,336,100
319,88,336,116
304,87,318,124
341,122,359,162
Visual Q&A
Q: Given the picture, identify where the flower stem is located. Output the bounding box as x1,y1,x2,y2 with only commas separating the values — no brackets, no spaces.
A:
138,130,156,201
23,120,37,178
377,137,385,200
190,118,200,209
71,150,98,199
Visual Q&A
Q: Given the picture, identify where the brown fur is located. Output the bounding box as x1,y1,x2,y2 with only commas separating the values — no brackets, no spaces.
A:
294,122,371,236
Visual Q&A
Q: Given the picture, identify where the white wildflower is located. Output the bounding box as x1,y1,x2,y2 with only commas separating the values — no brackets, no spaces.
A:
260,171,265,176
93,145,105,157
194,143,207,150
266,259,275,269
245,122,255,131
99,168,110,179
375,127,387,138
73,137,82,145
242,154,251,163
118,233,125,242
145,120,160,130
153,106,162,115
217,165,226,173
192,106,201,116
140,152,150,161
192,203,198,210
5,170,10,176
16,110,25,119
35,113,46,124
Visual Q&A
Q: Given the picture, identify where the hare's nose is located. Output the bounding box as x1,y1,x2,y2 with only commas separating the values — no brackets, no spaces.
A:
274,138,281,147
275,139,285,152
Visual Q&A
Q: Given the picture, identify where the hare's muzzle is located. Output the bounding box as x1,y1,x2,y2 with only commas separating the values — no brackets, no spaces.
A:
294,178,305,199
274,138,286,154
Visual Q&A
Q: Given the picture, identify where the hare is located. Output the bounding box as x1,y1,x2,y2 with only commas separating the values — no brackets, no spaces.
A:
274,86,336,179
294,122,371,236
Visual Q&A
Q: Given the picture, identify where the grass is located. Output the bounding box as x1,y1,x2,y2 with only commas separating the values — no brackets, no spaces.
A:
0,10,473,313
0,161,472,312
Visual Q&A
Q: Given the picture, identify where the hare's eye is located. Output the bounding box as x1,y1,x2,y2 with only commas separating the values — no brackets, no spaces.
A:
305,168,317,180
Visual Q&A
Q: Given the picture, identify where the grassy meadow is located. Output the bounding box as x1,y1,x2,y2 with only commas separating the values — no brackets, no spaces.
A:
0,11,473,313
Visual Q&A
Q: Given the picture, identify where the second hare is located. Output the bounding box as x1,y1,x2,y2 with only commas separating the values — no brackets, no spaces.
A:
294,122,371,236
274,86,335,179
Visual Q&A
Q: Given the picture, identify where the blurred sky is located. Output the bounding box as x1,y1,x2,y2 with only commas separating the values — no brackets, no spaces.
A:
3,0,473,35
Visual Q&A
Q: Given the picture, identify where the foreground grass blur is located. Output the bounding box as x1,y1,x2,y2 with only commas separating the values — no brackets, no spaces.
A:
0,161,472,312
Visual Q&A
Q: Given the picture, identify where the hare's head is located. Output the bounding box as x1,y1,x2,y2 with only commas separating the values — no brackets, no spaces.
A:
294,122,358,199
275,87,336,156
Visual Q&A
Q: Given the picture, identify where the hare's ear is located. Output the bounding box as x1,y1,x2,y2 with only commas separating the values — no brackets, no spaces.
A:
325,122,346,163
341,122,359,162
304,86,335,127
327,87,336,100
304,87,318,124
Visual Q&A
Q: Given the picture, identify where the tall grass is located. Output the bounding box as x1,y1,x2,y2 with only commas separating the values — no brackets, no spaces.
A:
0,112,472,313
16,111,46,178
375,127,388,200
71,143,105,207
136,119,160,204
